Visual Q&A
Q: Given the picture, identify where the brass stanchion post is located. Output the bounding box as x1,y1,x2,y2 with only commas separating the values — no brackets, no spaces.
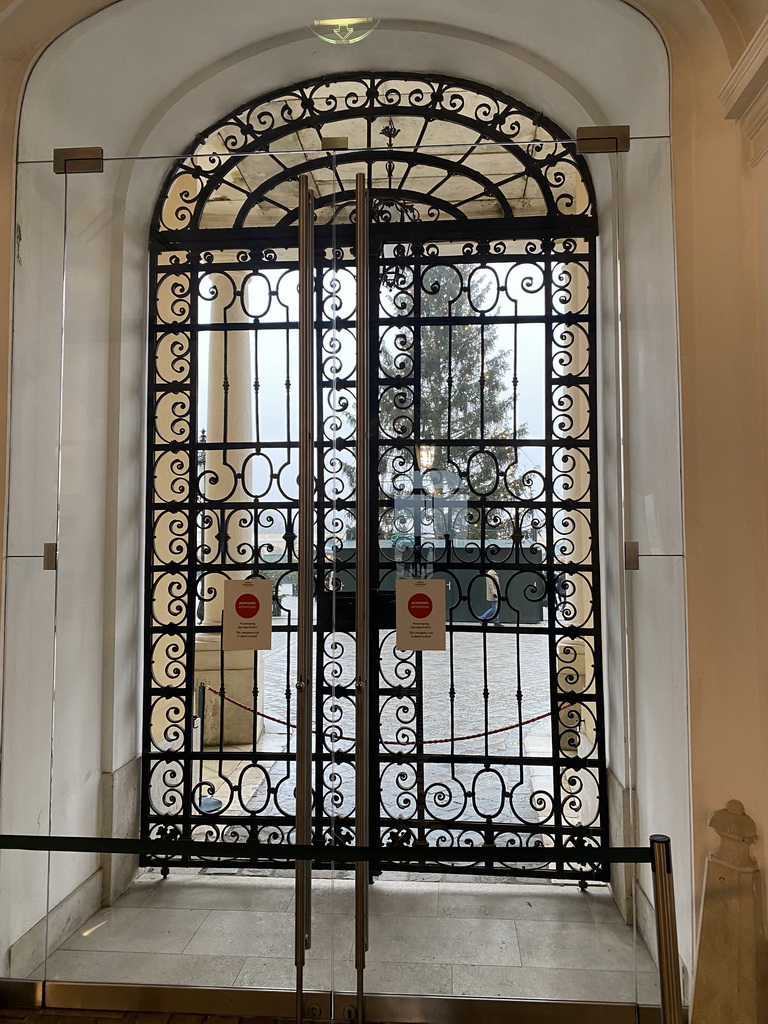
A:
650,834,684,1024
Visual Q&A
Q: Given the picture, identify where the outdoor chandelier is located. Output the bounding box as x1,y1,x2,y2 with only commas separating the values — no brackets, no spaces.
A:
309,18,380,44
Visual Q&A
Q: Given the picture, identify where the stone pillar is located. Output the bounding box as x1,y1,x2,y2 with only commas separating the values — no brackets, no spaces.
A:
195,269,264,747
199,269,255,632
692,800,768,1023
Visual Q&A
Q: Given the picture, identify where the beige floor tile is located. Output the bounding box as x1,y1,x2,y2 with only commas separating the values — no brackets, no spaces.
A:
332,960,453,996
370,880,440,918
437,881,593,922
61,909,210,955
636,970,661,1004
43,950,245,987
452,963,644,1001
584,887,627,923
138,877,294,912
364,915,520,967
515,920,656,973
183,910,353,962
302,878,439,918
112,876,163,908
234,957,331,991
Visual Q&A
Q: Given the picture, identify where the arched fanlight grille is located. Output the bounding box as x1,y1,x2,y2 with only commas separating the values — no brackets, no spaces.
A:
153,74,596,233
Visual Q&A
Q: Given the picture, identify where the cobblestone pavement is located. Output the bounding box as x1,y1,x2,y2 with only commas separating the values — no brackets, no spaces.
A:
257,626,555,824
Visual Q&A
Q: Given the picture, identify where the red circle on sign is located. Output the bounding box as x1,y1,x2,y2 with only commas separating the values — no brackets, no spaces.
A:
235,594,260,619
407,594,433,619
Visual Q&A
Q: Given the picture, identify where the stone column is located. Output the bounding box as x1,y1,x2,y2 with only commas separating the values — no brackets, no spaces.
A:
691,800,768,1023
195,269,264,746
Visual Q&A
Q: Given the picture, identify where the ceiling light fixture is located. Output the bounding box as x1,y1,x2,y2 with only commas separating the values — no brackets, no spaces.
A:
309,18,380,44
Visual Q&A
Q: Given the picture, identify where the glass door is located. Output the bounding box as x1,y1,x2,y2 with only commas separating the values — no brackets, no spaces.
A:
2,117,677,1024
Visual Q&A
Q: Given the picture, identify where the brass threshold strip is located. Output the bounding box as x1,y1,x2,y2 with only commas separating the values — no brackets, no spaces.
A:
0,980,669,1024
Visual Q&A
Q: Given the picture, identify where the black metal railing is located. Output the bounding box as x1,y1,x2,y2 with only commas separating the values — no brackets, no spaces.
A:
0,832,684,1023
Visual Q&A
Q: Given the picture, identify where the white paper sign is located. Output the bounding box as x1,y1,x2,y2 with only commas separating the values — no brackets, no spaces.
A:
222,579,273,651
396,578,447,651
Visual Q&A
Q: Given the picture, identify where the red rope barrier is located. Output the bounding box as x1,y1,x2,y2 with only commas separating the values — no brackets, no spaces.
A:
203,684,568,745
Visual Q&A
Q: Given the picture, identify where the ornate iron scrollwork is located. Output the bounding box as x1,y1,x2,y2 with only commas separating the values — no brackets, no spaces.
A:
142,74,606,881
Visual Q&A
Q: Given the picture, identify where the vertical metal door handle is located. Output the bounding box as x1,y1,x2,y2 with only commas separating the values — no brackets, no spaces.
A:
354,171,371,1024
43,543,58,570
295,174,315,1024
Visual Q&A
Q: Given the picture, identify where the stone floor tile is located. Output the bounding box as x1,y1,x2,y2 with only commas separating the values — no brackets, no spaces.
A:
183,910,352,962
452,963,641,1001
43,950,245,988
437,880,594,922
61,909,210,956
516,919,656,973
302,878,439,918
585,887,628,923
364,914,521,967
333,959,453,996
636,970,661,1004
234,957,331,991
139,877,293,913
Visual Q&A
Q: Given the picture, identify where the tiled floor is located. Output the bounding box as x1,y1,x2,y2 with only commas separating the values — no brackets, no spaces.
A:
34,872,660,1005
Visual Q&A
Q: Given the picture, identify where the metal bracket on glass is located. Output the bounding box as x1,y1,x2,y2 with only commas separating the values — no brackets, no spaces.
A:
53,147,104,174
320,135,349,150
43,543,58,571
575,126,630,153
624,540,640,571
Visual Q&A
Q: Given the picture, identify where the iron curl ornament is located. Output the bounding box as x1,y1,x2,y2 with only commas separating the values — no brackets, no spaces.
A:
142,73,607,882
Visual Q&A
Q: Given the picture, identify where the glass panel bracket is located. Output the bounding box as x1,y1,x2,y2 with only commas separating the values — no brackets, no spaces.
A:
52,147,104,174
576,125,630,153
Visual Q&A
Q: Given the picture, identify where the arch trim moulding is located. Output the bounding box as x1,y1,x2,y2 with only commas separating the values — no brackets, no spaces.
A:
720,13,768,162
115,20,614,166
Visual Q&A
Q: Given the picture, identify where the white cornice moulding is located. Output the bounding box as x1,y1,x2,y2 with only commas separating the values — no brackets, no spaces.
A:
720,14,768,164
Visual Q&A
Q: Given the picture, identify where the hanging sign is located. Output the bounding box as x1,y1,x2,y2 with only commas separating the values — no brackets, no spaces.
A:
222,579,273,651
396,578,446,651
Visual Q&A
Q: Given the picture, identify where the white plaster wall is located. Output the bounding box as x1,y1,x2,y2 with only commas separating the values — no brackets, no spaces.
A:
2,0,689,978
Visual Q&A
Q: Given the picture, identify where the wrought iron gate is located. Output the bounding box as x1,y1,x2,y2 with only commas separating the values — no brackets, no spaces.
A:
142,73,607,881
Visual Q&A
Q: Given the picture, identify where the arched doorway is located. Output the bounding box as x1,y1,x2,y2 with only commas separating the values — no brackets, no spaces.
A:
143,73,604,882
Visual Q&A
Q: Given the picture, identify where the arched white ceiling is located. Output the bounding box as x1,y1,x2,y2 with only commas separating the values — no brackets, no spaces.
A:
17,0,669,163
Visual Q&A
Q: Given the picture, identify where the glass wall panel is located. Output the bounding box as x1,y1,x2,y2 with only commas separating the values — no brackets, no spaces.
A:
0,162,65,983
1,121,686,1022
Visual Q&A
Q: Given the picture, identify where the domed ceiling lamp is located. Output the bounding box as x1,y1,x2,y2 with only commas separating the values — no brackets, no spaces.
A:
309,17,380,44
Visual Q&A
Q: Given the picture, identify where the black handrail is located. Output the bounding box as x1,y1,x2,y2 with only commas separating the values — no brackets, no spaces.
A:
0,831,684,1023
0,832,652,863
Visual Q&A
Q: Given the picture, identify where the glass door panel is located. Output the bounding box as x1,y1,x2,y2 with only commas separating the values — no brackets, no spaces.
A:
0,122,681,1023
352,143,655,1015
0,160,65,984
41,154,323,1012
